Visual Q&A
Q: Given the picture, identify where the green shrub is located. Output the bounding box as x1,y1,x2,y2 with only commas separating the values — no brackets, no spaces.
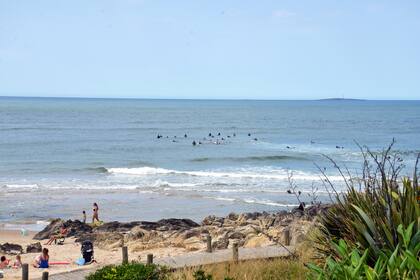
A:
193,270,213,280
86,262,169,280
313,143,419,264
192,269,235,280
308,223,420,279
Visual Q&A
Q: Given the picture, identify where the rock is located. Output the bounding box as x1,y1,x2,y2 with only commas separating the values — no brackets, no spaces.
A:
33,219,62,240
180,229,201,240
26,242,42,253
124,226,146,242
292,209,304,218
228,231,245,240
259,217,275,229
94,221,143,233
33,219,93,240
292,232,306,245
94,232,124,250
34,208,321,252
201,215,224,227
227,212,239,221
244,234,273,248
154,219,200,231
237,225,257,236
212,236,229,250
156,226,169,231
183,236,204,251
202,215,216,226
0,243,23,255
96,219,199,233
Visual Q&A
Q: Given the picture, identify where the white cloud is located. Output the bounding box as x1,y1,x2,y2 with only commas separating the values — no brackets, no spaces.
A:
272,10,296,18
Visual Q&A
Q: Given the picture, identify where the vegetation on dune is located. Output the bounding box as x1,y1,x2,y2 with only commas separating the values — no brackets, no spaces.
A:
86,262,170,280
170,258,307,280
308,225,420,279
308,141,420,279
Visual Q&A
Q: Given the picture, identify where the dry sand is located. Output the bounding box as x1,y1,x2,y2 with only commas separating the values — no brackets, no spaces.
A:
0,230,187,280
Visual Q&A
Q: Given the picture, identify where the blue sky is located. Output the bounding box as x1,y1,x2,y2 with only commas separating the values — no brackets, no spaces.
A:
0,1,419,100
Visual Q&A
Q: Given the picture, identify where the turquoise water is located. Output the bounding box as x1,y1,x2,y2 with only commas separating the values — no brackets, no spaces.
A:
0,97,419,228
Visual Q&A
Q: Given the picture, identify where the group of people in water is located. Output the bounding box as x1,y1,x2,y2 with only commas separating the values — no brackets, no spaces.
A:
157,132,346,149
157,131,258,146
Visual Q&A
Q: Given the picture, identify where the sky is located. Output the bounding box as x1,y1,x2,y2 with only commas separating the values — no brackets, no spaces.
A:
0,1,419,100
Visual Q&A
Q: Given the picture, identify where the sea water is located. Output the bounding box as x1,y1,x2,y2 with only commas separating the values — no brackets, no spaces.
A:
0,97,419,229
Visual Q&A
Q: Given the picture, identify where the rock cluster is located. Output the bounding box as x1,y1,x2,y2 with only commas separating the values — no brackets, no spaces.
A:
33,205,329,252
26,242,42,253
0,243,23,255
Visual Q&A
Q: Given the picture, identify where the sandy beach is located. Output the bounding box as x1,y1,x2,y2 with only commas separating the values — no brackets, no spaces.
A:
0,206,319,280
0,229,187,280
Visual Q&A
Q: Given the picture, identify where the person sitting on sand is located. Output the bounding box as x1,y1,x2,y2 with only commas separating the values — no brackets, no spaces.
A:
45,224,68,245
92,202,99,223
13,254,22,269
0,256,10,269
33,248,49,268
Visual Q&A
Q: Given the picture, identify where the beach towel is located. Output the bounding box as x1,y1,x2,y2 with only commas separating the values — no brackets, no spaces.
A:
75,258,85,266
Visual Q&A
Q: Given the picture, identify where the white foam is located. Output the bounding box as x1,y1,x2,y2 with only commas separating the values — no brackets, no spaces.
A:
242,198,298,207
107,166,345,181
2,184,40,189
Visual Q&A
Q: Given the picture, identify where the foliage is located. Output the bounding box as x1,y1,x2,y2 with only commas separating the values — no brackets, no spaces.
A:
86,262,169,280
170,258,306,280
192,269,234,280
193,270,213,280
313,141,420,264
308,223,420,279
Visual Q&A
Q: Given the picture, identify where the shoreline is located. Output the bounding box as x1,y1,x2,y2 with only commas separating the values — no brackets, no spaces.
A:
0,206,326,279
0,206,328,279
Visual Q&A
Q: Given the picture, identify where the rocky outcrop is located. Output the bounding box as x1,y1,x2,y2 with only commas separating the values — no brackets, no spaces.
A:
35,205,329,252
33,219,93,240
26,242,42,253
0,243,23,255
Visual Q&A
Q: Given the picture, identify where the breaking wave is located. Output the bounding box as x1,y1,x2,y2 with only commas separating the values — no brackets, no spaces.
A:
106,166,345,181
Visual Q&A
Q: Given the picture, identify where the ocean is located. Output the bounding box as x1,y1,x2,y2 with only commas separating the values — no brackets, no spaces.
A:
0,97,419,230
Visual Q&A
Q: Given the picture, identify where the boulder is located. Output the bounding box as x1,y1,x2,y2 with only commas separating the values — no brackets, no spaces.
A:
244,234,273,248
94,232,124,250
95,219,199,233
33,219,92,240
183,236,204,251
201,215,224,227
94,221,142,233
237,225,257,236
33,219,62,240
124,226,146,242
226,212,239,221
227,231,245,240
212,236,229,250
179,229,201,240
26,242,42,253
292,232,306,245
0,243,23,255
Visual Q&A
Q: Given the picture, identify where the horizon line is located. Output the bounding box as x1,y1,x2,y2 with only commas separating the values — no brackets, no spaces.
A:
0,95,419,102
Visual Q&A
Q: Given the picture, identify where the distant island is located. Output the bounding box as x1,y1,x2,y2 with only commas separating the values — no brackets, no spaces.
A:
318,98,366,101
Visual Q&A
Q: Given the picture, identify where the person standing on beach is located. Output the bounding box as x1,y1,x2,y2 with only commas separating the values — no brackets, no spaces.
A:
82,211,86,223
92,203,99,223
